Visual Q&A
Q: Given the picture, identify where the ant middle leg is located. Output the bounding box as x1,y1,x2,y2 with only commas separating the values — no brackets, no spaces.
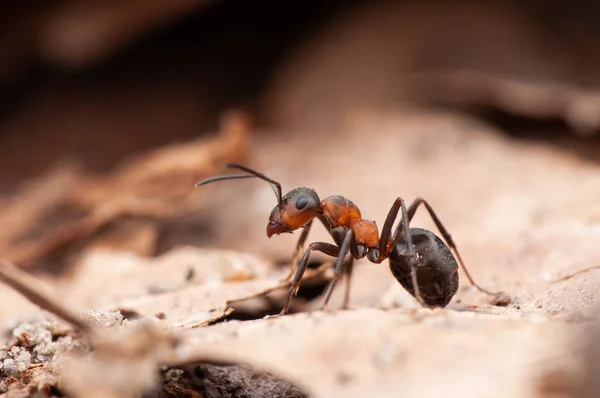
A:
406,198,502,297
392,198,429,307
282,241,340,315
321,256,354,311
372,197,427,306
321,229,355,310
386,198,427,307
342,256,355,309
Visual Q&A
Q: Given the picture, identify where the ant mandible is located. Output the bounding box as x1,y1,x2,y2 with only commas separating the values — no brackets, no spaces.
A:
196,163,505,314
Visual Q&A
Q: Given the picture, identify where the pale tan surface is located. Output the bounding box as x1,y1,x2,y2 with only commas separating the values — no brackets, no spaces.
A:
178,309,585,398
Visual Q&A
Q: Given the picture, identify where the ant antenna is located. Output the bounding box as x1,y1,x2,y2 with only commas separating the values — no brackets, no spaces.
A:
194,163,283,206
195,173,258,187
226,163,283,205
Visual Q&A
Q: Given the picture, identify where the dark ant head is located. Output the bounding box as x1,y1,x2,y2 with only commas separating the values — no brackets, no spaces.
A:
267,187,320,237
195,164,320,237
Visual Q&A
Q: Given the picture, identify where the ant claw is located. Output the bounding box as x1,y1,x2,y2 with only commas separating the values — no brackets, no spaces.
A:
320,304,335,313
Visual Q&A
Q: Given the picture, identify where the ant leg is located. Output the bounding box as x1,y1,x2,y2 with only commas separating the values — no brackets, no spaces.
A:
321,229,354,310
407,198,501,296
281,242,340,315
376,198,403,262
283,220,313,282
389,198,427,307
342,257,355,309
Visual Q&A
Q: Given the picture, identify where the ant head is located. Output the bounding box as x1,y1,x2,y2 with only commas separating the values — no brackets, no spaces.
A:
267,188,320,237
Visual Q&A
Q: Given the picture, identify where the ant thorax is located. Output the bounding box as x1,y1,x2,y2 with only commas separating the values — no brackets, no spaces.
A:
320,195,379,248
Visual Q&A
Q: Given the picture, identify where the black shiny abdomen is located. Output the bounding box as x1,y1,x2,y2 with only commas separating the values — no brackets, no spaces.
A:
389,228,459,307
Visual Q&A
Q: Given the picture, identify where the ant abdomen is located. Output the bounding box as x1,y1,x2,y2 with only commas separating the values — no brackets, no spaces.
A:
389,228,459,307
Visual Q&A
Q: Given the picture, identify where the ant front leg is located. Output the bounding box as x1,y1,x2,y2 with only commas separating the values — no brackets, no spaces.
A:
406,198,503,298
283,220,313,282
281,241,340,315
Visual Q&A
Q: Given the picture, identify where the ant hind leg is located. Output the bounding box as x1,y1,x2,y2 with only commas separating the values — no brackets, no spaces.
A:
406,198,507,300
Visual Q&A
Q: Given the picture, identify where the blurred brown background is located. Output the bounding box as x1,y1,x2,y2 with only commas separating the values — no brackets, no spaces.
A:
0,0,347,189
2,0,600,190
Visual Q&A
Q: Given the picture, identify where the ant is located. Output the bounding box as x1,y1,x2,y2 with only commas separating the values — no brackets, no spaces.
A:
196,164,507,315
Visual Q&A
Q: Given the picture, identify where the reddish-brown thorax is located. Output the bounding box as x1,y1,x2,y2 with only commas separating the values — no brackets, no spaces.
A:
321,195,380,247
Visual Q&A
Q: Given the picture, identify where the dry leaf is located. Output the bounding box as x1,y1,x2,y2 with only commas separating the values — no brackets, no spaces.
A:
0,111,250,270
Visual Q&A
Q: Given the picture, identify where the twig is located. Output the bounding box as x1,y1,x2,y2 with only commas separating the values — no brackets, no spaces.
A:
190,307,235,328
550,265,600,284
0,258,90,332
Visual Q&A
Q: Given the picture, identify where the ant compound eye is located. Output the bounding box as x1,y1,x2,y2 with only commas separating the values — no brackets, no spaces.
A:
295,196,309,210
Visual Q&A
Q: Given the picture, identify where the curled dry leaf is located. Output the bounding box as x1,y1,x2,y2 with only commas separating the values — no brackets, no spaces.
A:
0,110,251,270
